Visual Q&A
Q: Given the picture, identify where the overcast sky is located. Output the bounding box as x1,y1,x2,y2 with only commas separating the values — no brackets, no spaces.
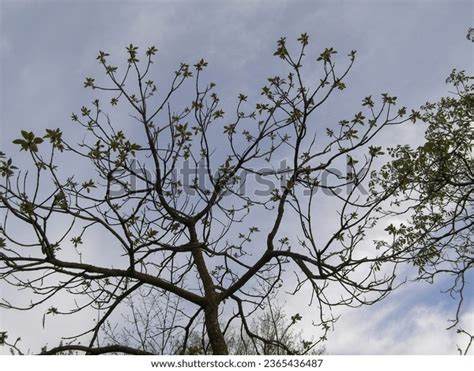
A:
0,0,473,355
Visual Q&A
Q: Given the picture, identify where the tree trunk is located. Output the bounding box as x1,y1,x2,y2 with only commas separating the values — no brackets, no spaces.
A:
204,301,228,355
190,234,228,355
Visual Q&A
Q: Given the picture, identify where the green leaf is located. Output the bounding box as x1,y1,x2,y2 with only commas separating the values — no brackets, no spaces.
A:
53,191,68,209
146,45,158,56
82,179,96,193
398,106,407,117
384,224,396,235
0,331,7,345
96,50,109,63
81,106,91,116
291,313,302,324
317,47,337,62
223,124,236,135
273,37,288,59
382,93,397,105
13,131,43,152
0,157,16,177
194,58,208,71
44,128,64,151
335,80,346,90
297,32,309,46
83,77,95,88
212,110,225,120
409,109,421,123
106,65,118,74
71,236,83,247
146,229,158,239
129,143,141,156
352,111,365,124
126,43,139,63
46,307,59,315
362,96,374,108
369,146,385,157
21,130,33,140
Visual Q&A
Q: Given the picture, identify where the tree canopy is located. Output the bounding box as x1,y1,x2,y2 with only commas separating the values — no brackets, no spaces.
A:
0,34,469,355
376,69,473,332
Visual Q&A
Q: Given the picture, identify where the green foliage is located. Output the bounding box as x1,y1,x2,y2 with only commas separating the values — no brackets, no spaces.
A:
212,109,225,120
194,58,208,71
126,43,139,63
381,93,397,105
53,190,68,209
369,145,385,157
0,156,17,178
83,77,95,88
71,236,83,247
297,32,309,46
46,307,59,315
44,128,64,151
12,130,44,152
290,313,302,324
223,123,236,136
238,93,248,102
82,179,96,193
409,109,421,123
0,331,7,345
351,111,365,125
146,45,158,56
273,37,288,59
96,50,109,63
376,69,473,280
317,47,337,62
105,65,118,75
146,229,158,239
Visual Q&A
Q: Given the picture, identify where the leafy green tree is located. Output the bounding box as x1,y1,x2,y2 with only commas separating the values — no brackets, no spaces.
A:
376,69,473,330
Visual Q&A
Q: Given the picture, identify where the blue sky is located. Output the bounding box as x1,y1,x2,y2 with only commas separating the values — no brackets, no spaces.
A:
0,0,473,354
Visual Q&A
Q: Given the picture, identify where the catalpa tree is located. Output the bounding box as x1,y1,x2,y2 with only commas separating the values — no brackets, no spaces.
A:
0,34,421,355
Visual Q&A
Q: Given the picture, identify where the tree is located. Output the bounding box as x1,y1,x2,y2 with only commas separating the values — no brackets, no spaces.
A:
0,35,419,355
100,288,323,355
225,298,325,355
376,69,473,331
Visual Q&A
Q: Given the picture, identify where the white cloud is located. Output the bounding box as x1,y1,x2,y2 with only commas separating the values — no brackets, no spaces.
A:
324,293,474,355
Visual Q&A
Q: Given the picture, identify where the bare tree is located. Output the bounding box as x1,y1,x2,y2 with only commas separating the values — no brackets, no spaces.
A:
0,34,420,355
100,287,184,354
101,289,323,355
227,298,325,355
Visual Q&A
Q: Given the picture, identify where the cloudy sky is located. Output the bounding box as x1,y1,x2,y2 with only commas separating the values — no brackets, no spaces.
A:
0,0,473,355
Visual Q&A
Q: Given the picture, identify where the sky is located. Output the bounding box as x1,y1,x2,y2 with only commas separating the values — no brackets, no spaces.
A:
0,0,473,355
